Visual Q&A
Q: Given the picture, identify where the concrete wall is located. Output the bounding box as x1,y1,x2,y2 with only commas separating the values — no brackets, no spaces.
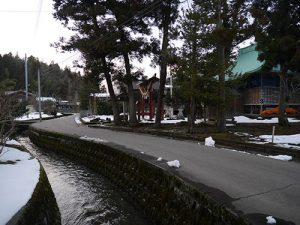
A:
29,128,249,225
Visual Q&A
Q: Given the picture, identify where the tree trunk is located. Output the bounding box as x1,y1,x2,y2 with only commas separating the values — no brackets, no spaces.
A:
101,56,120,125
217,45,226,132
155,2,171,126
278,71,289,126
122,51,137,124
119,30,137,125
189,95,196,133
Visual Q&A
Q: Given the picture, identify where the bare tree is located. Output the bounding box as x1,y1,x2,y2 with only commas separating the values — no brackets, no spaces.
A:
0,93,18,155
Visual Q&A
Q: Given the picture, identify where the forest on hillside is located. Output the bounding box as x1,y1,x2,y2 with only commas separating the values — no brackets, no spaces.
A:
0,53,81,102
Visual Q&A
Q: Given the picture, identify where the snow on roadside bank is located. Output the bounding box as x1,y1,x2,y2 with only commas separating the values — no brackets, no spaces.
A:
81,115,114,123
234,116,300,124
0,147,40,225
249,134,300,151
5,139,22,146
15,112,62,121
80,136,108,143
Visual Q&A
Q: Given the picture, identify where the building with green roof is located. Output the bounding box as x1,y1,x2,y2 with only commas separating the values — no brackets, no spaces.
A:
231,44,300,114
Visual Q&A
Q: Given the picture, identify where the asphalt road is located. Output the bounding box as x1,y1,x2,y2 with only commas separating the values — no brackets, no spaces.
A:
32,116,300,224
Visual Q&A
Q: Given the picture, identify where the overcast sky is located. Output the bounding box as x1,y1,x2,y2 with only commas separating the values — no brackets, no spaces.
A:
0,0,82,71
0,0,167,76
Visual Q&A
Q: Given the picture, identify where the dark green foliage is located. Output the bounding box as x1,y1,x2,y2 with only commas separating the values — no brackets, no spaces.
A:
252,0,300,126
0,53,80,101
193,0,252,131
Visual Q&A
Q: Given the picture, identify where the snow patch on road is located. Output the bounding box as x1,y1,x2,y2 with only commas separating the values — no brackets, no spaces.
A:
80,136,108,143
167,160,180,168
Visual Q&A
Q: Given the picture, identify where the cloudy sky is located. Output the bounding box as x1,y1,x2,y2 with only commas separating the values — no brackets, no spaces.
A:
0,0,163,75
0,0,82,72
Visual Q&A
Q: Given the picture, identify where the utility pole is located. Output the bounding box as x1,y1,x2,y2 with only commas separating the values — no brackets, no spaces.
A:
25,54,28,101
38,68,42,122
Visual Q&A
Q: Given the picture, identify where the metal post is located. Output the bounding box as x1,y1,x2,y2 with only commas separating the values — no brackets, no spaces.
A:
25,54,28,101
38,68,42,122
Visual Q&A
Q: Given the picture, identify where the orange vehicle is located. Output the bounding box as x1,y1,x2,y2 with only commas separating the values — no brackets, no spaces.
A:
261,107,298,115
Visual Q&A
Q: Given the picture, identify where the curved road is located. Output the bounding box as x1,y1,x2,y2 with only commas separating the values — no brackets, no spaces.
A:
32,116,300,225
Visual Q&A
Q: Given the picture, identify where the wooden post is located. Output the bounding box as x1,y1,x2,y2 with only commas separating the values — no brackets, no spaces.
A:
272,126,276,143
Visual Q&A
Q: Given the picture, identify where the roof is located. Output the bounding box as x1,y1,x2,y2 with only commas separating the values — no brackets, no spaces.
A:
231,44,264,76
231,44,281,77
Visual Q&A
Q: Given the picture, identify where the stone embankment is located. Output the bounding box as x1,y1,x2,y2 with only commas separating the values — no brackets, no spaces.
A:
29,127,249,225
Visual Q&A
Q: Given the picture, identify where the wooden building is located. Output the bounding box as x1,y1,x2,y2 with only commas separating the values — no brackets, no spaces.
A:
231,44,300,114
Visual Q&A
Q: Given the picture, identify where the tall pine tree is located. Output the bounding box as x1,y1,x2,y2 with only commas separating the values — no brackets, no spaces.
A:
252,0,300,126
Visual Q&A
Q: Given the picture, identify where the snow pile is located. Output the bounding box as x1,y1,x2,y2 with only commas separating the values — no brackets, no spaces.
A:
234,116,300,124
80,136,108,143
167,160,180,168
74,116,82,125
267,155,293,161
266,216,276,224
0,147,40,225
205,136,215,147
157,157,162,161
5,139,22,146
81,115,114,123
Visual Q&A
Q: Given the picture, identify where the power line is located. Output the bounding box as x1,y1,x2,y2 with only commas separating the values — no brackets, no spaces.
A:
34,0,44,36
0,10,51,13
41,0,163,75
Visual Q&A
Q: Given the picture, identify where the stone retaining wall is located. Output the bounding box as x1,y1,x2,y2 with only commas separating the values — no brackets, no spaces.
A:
29,127,249,225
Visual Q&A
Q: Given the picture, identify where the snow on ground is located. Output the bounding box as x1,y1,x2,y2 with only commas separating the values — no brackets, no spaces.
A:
15,112,62,121
141,117,203,124
74,116,82,125
234,116,300,124
80,136,108,143
5,139,22,146
259,134,300,145
248,134,300,150
205,137,215,147
157,157,162,161
266,216,277,224
0,147,40,225
167,160,180,168
81,115,114,123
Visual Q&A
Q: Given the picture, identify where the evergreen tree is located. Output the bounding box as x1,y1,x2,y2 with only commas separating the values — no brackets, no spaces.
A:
176,5,207,132
252,0,300,126
53,0,158,125
194,0,252,131
152,0,181,125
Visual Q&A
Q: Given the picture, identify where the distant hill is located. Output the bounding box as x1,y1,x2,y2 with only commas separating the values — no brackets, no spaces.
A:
0,53,81,102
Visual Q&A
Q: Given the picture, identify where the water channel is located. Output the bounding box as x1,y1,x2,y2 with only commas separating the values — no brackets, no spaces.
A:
20,137,152,225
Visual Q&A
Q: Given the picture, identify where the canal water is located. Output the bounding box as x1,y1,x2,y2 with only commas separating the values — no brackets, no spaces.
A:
20,137,152,225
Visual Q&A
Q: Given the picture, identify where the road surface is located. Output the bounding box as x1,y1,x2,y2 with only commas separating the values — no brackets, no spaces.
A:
32,116,300,224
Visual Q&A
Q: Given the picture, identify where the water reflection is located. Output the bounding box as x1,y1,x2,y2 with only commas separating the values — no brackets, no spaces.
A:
20,137,152,225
